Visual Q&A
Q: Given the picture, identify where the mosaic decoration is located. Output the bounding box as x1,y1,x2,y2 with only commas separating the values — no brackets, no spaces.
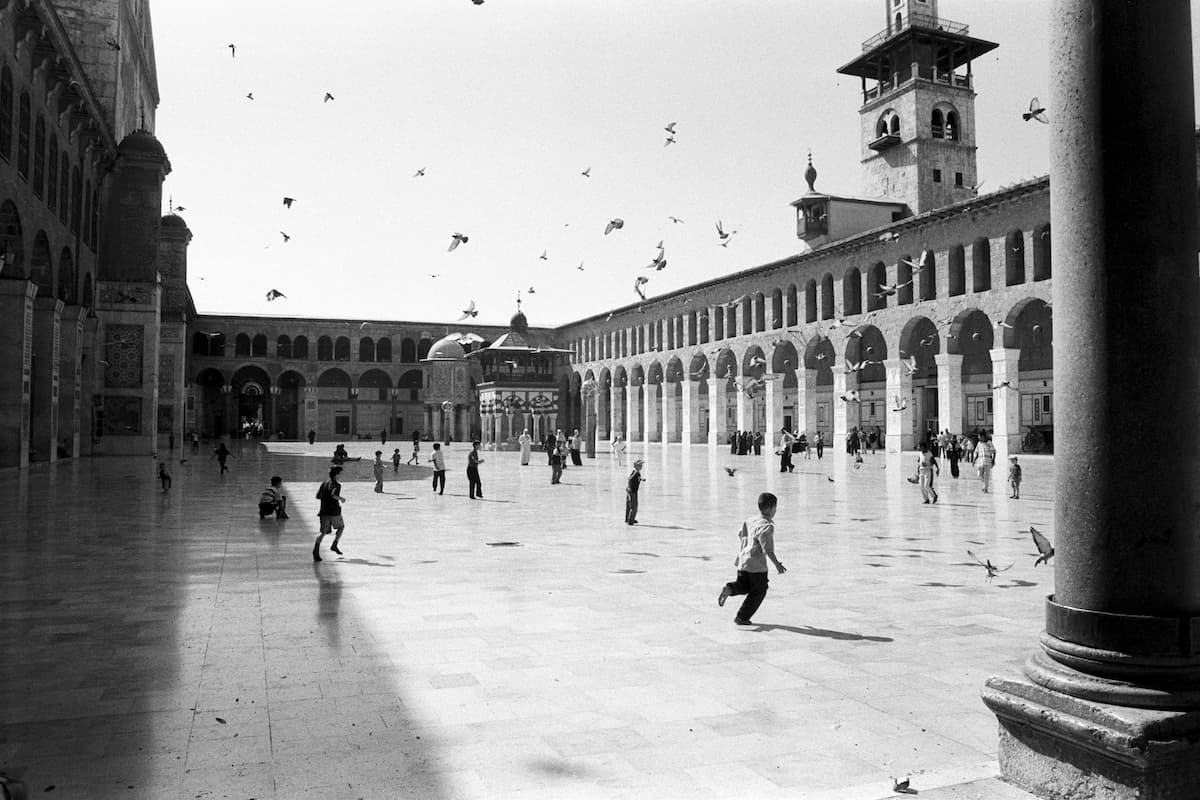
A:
102,395,141,435
104,324,144,388
159,354,175,398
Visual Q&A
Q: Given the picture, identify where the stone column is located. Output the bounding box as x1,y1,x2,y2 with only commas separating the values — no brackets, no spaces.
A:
735,384,753,433
389,389,399,437
493,413,503,447
57,306,85,458
269,387,280,440
78,315,100,457
989,347,1021,463
707,376,726,446
830,363,858,459
223,385,236,437
643,383,659,444
764,377,783,449
608,386,621,439
350,388,360,437
661,383,678,443
982,3,1200,797
934,353,964,436
681,379,700,443
796,368,817,440
626,384,641,440
303,386,318,441
883,358,914,453
0,280,35,468
30,297,63,462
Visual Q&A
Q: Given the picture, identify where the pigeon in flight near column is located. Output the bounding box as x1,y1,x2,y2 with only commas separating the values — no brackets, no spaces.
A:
839,390,860,403
448,232,469,252
1031,526,1054,566
605,218,625,235
967,550,1014,580
265,289,286,301
892,395,908,411
1023,97,1049,124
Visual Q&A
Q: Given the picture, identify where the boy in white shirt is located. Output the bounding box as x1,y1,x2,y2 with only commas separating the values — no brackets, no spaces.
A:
718,492,786,625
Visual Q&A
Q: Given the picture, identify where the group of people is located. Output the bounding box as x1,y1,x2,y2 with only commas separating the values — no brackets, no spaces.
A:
911,431,1024,500
777,429,825,472
516,428,585,482
728,430,764,456
845,426,881,456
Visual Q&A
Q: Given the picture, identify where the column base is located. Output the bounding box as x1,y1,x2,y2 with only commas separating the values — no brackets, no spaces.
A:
983,669,1200,799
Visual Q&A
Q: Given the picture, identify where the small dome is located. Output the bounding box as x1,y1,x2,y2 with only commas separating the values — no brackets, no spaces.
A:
426,334,466,361
118,129,167,159
161,213,188,228
509,310,528,334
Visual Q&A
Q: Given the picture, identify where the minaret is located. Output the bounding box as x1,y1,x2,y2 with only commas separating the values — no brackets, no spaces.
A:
837,0,997,213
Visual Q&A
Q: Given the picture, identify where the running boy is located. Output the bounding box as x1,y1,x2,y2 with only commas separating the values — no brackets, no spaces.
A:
258,476,289,519
1008,455,1023,499
313,466,346,561
718,492,786,625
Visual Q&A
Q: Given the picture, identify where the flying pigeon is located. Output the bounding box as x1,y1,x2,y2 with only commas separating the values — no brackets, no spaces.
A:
265,289,286,301
664,135,676,147
106,37,121,51
990,380,1017,391
458,300,478,320
539,250,548,260
413,167,426,177
245,92,253,100
1031,526,1054,566
282,197,295,208
900,355,917,375
279,231,290,243
668,216,684,224
448,232,469,252
528,286,536,294
893,777,917,795
576,261,585,271
967,550,1014,580
581,167,590,178
324,92,335,103
665,122,677,134
892,395,908,411
634,276,649,300
605,218,625,235
1023,97,1049,124
724,467,737,476
227,43,236,57
839,390,860,403
716,220,735,241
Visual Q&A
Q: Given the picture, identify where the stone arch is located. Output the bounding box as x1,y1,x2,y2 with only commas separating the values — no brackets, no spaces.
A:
918,250,936,301
947,308,994,374
376,337,392,362
843,267,862,315
770,338,799,375
867,262,887,311
251,334,267,357
276,335,292,359
358,367,392,402
972,237,991,291
742,345,767,378
688,351,710,381
899,316,941,373
397,369,423,390
232,364,273,434
803,335,835,386
1004,297,1054,372
58,247,75,304
771,288,783,329
400,337,417,362
30,230,51,296
805,278,818,323
948,244,966,296
318,367,353,398
334,336,351,361
417,337,432,360
1033,224,1051,281
820,273,834,319
293,335,309,359
276,370,306,439
713,348,738,381
1005,229,1026,285
359,336,375,362
846,325,887,384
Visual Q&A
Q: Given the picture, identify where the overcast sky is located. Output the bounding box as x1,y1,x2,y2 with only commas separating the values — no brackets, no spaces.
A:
150,1,1197,328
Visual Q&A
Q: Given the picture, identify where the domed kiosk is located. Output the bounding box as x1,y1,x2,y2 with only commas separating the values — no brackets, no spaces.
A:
420,333,475,443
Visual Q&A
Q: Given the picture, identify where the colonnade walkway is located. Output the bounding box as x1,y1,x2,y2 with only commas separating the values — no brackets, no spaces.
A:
0,441,1045,799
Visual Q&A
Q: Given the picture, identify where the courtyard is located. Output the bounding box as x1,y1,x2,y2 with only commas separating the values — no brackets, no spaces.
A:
0,442,1050,799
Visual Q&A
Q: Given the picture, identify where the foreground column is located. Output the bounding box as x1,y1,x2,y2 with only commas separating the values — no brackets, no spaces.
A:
661,383,678,443
796,367,817,440
982,3,1200,797
989,347,1021,463
625,385,641,440
883,358,913,454
681,379,700,443
0,281,35,468
763,377,783,451
643,383,659,444
830,363,857,463
608,386,621,440
934,352,963,437
707,376,726,446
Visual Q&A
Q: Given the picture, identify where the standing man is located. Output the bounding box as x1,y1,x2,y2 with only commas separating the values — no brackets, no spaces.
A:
625,459,645,525
466,440,484,499
569,428,583,467
372,451,385,493
518,429,532,466
430,442,446,495
779,428,795,473
313,466,346,561
550,440,564,484
815,431,824,460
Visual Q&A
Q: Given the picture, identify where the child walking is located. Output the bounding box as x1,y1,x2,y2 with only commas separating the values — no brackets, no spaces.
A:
373,451,385,493
718,492,787,626
1008,455,1023,499
430,442,446,495
392,448,402,473
916,444,940,504
624,459,645,525
407,437,420,466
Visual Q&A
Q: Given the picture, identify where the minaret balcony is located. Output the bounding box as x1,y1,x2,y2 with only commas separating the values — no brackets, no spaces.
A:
863,68,972,104
861,12,970,51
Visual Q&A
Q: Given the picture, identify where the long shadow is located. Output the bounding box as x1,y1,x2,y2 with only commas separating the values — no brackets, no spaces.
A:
747,624,894,642
635,523,696,531
324,557,397,568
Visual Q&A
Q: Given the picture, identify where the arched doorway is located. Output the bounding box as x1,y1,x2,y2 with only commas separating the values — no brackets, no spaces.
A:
232,365,272,438
1004,298,1054,452
899,316,941,440
949,309,995,436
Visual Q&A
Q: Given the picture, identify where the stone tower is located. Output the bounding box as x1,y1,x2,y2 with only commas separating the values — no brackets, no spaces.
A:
837,0,997,213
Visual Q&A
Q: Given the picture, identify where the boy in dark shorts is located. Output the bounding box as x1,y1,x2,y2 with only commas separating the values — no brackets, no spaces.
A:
259,476,289,519
718,492,787,625
313,466,346,561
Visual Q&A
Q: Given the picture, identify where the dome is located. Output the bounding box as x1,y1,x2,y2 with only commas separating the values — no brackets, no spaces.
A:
425,334,466,361
161,213,188,228
509,310,529,334
118,129,167,160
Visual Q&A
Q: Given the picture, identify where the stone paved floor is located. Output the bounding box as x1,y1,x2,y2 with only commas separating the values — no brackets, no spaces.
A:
0,440,1050,799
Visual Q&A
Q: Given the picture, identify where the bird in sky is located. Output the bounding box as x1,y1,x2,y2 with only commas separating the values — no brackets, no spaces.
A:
581,167,590,178
413,167,425,177
634,276,649,300
665,122,677,135
1031,526,1054,566
668,216,684,224
724,467,738,476
471,0,484,5
324,92,335,103
664,135,676,147
539,250,548,260
458,300,478,320
874,280,911,298
900,355,917,375
282,197,295,208
967,551,1014,581
605,218,625,235
892,395,908,411
279,231,290,243
245,92,253,101
265,289,286,301
448,232,469,252
1023,97,1049,124
173,204,186,212
716,220,737,243
528,286,536,294
227,43,236,57
576,261,585,271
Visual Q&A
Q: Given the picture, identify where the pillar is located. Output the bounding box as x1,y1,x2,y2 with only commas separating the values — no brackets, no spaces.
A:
643,383,659,443
883,358,914,453
706,376,726,446
0,280,35,468
989,347,1021,463
57,307,85,458
304,386,318,440
30,297,63,462
78,315,99,457
222,385,236,437
982,3,1200,797
735,383,753,433
661,383,678,443
764,377,783,449
608,386,621,439
269,387,280,440
831,363,858,458
626,384,641,440
796,368,817,439
934,353,964,437
682,379,701,444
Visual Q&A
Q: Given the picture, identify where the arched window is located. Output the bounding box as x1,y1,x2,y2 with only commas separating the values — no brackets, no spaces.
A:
17,91,30,179
359,337,375,362
58,247,75,304
293,335,309,359
897,257,914,305
713,306,725,340
193,332,211,355
948,244,966,296
46,135,58,211
918,250,936,301
334,336,350,361
820,273,834,320
276,335,292,359
972,237,991,292
771,289,783,329
235,333,251,357
376,337,392,362
400,337,416,362
0,66,12,161
843,268,862,315
946,111,960,141
786,285,798,326
70,165,81,235
742,295,753,334
1005,230,1025,285
251,334,267,357
805,279,818,323
867,262,887,311
32,116,44,197
890,115,899,135
1033,224,1051,281
417,337,432,359
931,109,944,139
59,153,70,224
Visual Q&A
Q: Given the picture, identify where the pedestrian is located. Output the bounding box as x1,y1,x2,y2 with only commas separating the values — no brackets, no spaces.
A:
976,434,996,493
258,476,289,519
392,448,402,472
753,431,763,456
407,436,420,466
212,442,232,474
815,431,824,460
556,429,568,470
380,429,387,446
799,432,809,460
430,442,446,495
466,440,484,499
915,443,940,504
729,431,738,455
625,459,645,525
570,428,583,466
545,433,556,465
190,430,200,453
550,440,564,484
1008,455,1023,499
612,432,626,466
947,435,961,478
373,450,385,493
158,462,172,491
307,429,317,445
778,428,795,473
313,467,345,561
518,429,532,466
717,491,786,626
